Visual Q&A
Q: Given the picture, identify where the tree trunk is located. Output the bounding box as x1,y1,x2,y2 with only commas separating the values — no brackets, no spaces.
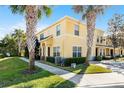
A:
85,11,96,65
25,5,38,71
113,47,116,61
18,39,21,56
85,47,92,65
29,49,35,70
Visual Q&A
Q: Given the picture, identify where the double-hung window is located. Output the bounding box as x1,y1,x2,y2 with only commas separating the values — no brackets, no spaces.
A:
74,25,79,36
56,25,60,36
97,37,99,43
40,34,44,40
53,47,60,57
73,46,82,57
100,36,103,43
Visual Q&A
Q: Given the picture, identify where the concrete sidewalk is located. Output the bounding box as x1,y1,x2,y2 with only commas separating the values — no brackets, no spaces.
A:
20,57,124,88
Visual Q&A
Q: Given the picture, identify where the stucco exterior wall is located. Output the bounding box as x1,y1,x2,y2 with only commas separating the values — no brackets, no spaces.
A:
36,16,124,60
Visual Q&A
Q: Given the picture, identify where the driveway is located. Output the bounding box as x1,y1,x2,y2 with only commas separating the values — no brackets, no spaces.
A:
20,58,124,88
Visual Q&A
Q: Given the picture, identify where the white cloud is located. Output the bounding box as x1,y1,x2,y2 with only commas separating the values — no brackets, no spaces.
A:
0,19,26,40
10,20,26,31
0,20,49,40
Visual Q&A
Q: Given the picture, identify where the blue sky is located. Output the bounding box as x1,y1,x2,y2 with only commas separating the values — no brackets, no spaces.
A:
0,5,124,39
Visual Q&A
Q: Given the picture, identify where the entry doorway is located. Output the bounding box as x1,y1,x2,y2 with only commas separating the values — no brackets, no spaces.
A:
95,48,98,56
121,50,123,55
48,47,50,56
110,49,113,57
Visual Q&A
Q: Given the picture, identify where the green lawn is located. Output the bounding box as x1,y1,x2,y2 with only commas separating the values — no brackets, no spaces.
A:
44,62,112,74
0,57,76,88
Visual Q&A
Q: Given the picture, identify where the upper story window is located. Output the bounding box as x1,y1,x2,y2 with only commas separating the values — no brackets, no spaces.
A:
74,25,79,36
56,25,61,36
53,47,60,57
40,34,44,40
100,36,103,43
97,37,99,43
73,46,82,57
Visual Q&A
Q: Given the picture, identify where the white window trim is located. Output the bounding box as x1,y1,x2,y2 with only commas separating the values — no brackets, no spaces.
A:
72,46,82,57
74,24,79,36
53,46,60,57
56,24,61,36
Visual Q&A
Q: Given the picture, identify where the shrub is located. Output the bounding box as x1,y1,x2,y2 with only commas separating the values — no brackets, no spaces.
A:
0,54,5,58
95,56,102,61
102,57,109,60
35,55,40,60
116,55,120,58
46,56,55,63
24,46,29,58
46,57,86,66
64,57,86,66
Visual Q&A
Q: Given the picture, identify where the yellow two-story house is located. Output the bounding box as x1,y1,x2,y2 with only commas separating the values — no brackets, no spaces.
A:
36,16,124,60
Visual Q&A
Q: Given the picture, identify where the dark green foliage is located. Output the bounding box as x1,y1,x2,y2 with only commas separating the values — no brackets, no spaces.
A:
116,55,120,58
0,35,18,57
46,57,55,63
0,29,26,57
46,57,86,66
64,57,86,66
95,56,102,61
35,39,40,60
24,39,40,60
102,56,112,60
0,54,5,58
24,46,29,58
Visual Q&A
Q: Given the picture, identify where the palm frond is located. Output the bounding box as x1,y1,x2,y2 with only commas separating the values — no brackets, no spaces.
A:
43,6,52,17
73,5,111,20
10,5,52,20
9,5,26,15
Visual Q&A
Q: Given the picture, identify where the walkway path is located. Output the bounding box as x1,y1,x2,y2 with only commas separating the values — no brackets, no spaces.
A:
20,57,124,88
101,60,124,74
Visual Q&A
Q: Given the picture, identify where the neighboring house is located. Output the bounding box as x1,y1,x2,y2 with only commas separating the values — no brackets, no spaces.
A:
36,16,124,60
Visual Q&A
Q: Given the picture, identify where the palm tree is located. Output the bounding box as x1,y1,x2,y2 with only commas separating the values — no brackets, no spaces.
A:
10,5,52,71
12,29,25,56
73,5,109,65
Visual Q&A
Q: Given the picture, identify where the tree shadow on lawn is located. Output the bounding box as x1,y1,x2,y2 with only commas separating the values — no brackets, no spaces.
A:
48,80,76,88
0,58,75,88
41,61,89,86
67,64,88,86
0,68,52,87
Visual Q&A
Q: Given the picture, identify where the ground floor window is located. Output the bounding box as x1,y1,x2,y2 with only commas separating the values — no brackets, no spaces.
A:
73,46,82,57
53,47,60,57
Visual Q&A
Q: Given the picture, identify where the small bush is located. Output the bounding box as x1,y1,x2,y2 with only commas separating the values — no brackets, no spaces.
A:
95,56,102,61
0,54,5,58
35,55,40,60
64,57,86,66
116,55,120,58
102,56,113,60
46,56,55,63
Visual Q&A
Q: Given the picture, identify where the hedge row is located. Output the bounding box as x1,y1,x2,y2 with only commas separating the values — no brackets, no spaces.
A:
95,55,124,61
46,56,86,66
64,57,86,66
46,57,55,63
